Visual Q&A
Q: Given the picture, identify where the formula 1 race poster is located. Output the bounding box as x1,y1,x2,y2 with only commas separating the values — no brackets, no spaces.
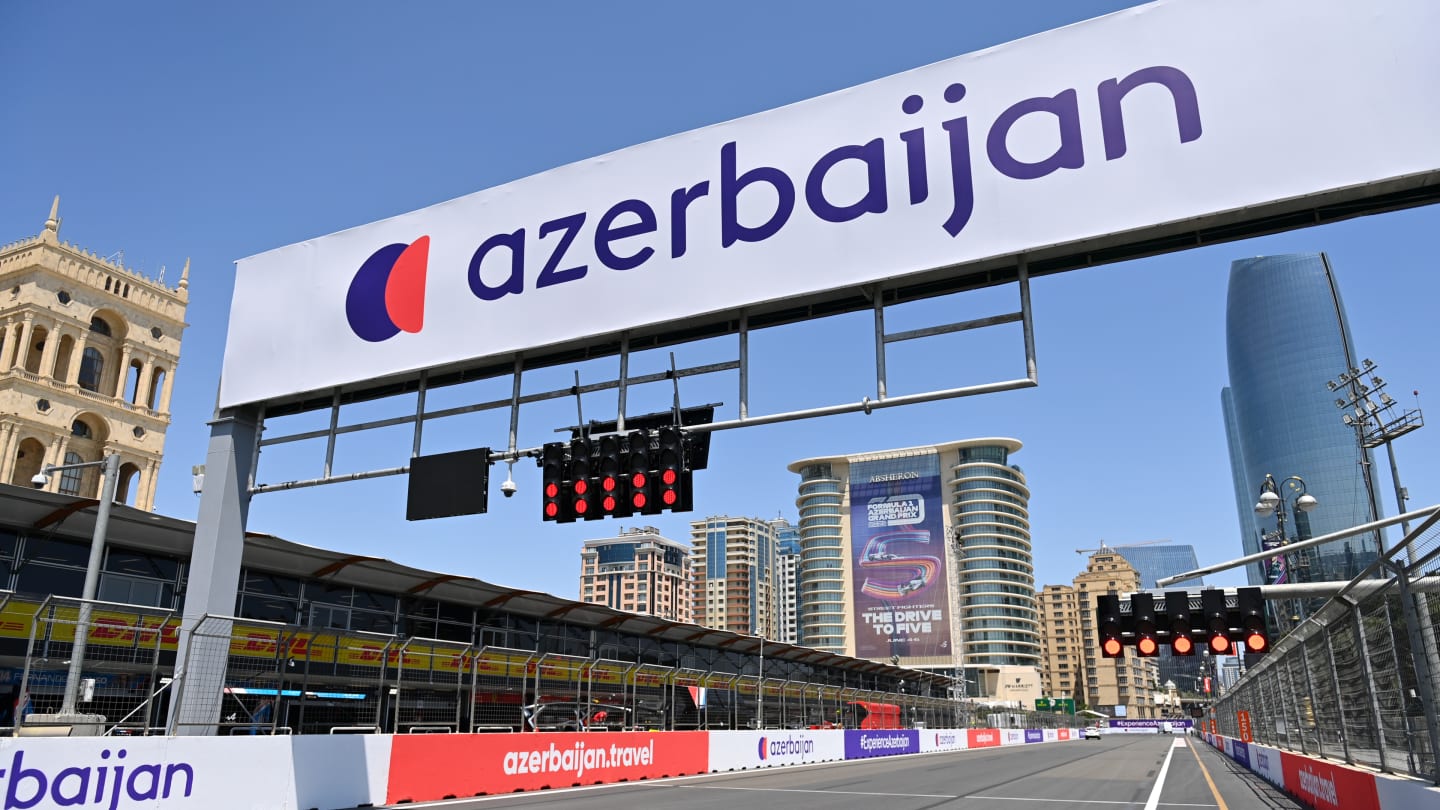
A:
849,454,951,660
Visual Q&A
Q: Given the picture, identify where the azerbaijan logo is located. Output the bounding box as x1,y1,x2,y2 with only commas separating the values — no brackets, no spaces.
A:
345,236,430,342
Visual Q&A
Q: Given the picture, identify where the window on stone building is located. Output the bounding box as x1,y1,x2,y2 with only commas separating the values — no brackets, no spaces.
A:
59,451,85,495
79,347,104,391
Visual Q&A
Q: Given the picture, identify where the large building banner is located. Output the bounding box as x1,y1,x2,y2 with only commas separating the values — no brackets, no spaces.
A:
849,455,951,660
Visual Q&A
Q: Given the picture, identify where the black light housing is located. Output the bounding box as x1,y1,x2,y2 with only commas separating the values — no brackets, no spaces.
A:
1132,592,1159,657
1235,586,1269,655
540,442,571,523
1097,593,1124,659
1166,590,1196,656
1201,588,1231,655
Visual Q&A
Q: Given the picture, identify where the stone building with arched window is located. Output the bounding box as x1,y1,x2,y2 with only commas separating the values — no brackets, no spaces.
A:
0,197,188,510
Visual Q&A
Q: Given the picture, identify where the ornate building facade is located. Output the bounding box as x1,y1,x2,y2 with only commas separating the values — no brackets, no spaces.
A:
0,198,188,509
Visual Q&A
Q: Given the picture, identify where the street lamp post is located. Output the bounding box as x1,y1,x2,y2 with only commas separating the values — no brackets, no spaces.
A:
31,454,121,719
1254,473,1318,625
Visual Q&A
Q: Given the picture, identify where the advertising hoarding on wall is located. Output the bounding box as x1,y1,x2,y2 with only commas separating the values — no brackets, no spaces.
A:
848,455,951,660
219,0,1440,408
708,731,845,771
386,731,709,803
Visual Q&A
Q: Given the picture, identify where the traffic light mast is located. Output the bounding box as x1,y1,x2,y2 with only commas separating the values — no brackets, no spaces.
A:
1093,587,1270,658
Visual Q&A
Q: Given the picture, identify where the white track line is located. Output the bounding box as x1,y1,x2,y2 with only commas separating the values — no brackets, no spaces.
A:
1143,738,1186,810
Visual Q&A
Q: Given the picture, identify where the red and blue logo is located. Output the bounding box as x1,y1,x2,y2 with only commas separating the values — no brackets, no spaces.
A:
345,236,430,342
757,737,768,760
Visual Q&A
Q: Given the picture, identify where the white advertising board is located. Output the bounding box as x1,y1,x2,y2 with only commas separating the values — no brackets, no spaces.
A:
1248,743,1286,791
1001,729,1026,746
0,737,296,809
708,730,845,771
919,729,968,753
220,0,1440,408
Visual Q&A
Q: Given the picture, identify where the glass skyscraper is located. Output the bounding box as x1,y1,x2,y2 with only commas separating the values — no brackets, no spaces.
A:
1113,545,1201,589
1113,544,1203,689
1221,253,1382,585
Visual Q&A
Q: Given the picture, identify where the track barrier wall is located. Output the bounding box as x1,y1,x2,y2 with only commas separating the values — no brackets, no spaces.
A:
0,727,1079,809
1203,732,1440,810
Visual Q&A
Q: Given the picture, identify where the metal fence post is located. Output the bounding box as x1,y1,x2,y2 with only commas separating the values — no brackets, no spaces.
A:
1285,656,1310,756
1322,621,1355,765
1349,600,1388,771
1391,564,1440,783
1299,637,1328,757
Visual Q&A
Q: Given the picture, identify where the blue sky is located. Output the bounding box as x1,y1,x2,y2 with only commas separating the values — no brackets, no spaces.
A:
3,1,1437,601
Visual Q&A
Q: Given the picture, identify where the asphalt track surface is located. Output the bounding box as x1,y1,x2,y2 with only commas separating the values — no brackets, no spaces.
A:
379,733,1306,809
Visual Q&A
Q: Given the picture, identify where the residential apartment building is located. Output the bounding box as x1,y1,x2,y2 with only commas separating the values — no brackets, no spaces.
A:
1053,550,1161,719
1037,584,1083,705
788,439,1041,708
1,198,188,509
578,527,692,622
689,515,780,638
774,518,801,644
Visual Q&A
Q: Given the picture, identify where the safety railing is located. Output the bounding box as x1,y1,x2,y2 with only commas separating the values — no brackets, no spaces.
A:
15,595,176,734
1213,507,1440,783
4,598,1078,736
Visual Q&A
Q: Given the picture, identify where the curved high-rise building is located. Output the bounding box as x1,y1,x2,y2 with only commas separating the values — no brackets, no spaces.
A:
789,439,1040,702
1222,253,1382,585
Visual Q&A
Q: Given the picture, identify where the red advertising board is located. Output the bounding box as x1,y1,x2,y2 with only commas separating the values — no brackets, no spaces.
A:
967,729,1001,748
1236,711,1253,743
387,731,709,803
1279,751,1380,810
1057,728,1070,740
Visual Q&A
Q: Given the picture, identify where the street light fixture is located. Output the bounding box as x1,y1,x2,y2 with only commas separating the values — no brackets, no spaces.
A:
1254,474,1317,584
31,454,121,721
1254,473,1317,625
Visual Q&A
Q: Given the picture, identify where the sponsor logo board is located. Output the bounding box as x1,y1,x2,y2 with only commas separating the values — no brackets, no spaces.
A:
1250,745,1284,791
708,731,843,770
844,730,919,759
220,0,1440,410
1230,740,1250,769
967,729,1000,749
387,732,708,803
1279,751,1379,810
919,730,967,753
0,737,298,809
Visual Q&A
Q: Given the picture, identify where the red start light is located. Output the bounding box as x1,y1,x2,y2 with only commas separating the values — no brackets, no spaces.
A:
662,489,678,506
632,492,647,508
1102,637,1123,657
603,495,617,511
1137,636,1158,656
1245,631,1268,653
1209,635,1230,654
545,502,558,518
631,472,647,488
544,482,559,498
573,479,589,495
574,499,589,515
602,476,617,492
662,469,678,486
1173,635,1194,655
